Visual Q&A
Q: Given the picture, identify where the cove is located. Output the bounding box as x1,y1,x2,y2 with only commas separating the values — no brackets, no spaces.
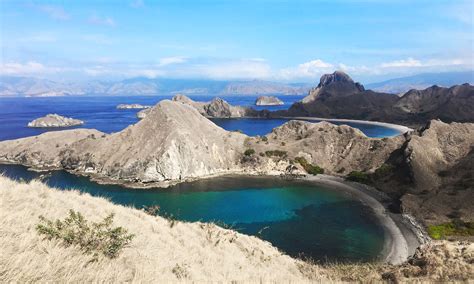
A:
0,164,386,263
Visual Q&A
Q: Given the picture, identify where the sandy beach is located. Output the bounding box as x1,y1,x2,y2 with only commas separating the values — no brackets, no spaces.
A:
281,116,414,135
302,174,425,264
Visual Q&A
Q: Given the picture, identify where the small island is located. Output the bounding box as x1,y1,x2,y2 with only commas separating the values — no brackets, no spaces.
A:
116,104,151,109
255,96,284,106
27,114,84,128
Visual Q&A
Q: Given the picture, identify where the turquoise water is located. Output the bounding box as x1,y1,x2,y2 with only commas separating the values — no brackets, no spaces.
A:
0,164,385,263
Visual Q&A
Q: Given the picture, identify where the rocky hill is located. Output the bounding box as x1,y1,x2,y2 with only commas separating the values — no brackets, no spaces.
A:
371,120,474,224
282,71,474,126
0,100,247,186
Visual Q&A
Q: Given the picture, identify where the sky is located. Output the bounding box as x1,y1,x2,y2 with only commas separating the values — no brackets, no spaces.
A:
0,0,473,83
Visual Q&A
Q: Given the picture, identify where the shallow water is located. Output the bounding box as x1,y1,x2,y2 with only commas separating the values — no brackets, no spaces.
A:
0,164,386,262
0,95,400,140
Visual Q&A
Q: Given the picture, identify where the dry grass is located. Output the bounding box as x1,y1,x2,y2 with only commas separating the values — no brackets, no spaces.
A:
1,175,472,282
0,176,322,282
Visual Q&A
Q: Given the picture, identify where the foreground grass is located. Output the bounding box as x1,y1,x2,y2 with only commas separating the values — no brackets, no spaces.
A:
1,175,473,282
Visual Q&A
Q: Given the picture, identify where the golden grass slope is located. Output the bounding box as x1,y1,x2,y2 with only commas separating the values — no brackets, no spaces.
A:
1,175,473,282
0,175,322,282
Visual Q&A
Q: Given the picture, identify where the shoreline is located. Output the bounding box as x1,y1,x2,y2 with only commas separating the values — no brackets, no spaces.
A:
300,174,425,265
279,116,414,135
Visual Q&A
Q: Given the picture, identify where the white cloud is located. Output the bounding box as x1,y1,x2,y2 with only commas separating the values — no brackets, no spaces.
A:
36,5,69,20
279,59,334,80
88,15,116,27
380,57,422,68
0,61,62,75
158,56,187,66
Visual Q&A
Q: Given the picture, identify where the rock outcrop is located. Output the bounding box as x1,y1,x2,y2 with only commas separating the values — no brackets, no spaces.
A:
171,95,249,118
255,96,284,106
246,120,405,175
27,114,84,128
136,108,151,119
371,120,474,224
281,71,474,126
116,104,151,109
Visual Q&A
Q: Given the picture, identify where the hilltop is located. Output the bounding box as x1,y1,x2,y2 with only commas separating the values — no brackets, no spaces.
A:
281,71,474,126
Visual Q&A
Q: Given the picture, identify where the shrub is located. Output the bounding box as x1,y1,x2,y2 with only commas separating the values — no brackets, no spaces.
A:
280,142,286,146
346,171,370,184
294,157,324,175
374,164,394,177
427,221,474,240
244,148,255,156
261,136,268,142
36,209,134,259
265,150,287,158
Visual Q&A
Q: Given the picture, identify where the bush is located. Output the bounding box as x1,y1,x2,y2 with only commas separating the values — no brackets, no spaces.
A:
244,149,255,156
294,157,324,175
427,221,474,240
346,171,370,184
265,150,287,158
36,209,134,259
261,136,268,142
374,164,394,177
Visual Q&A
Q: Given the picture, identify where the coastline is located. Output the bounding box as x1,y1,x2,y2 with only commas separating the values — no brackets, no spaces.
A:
301,174,425,265
279,116,414,135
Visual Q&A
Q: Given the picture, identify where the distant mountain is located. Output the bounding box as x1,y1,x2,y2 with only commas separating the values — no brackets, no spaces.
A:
366,71,474,94
280,71,474,126
0,76,310,97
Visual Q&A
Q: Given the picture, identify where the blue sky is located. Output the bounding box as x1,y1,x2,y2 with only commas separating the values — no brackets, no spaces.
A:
1,0,473,83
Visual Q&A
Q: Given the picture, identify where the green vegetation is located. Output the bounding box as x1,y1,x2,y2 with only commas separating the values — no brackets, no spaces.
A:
427,221,474,240
374,164,394,177
244,148,256,156
261,136,268,142
265,150,287,158
294,157,324,175
346,171,370,184
36,209,134,259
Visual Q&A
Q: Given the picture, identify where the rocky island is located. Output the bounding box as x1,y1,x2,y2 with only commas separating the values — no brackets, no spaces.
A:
116,104,151,109
27,114,84,128
255,96,284,106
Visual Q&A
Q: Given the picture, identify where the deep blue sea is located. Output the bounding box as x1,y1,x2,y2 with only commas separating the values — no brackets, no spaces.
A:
0,95,400,140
